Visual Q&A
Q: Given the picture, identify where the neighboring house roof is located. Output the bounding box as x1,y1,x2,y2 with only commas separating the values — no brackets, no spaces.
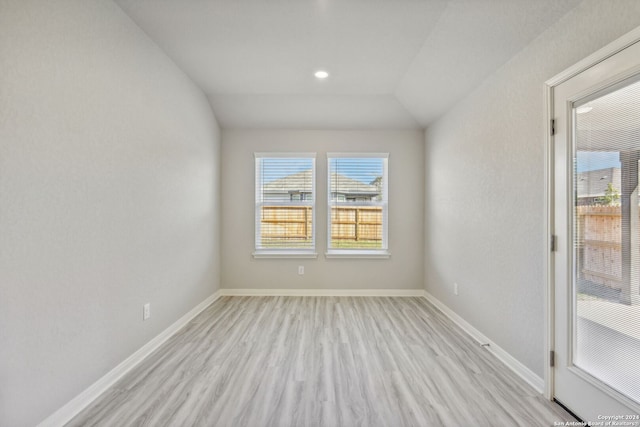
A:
263,170,313,194
577,167,621,198
263,169,379,196
330,172,379,196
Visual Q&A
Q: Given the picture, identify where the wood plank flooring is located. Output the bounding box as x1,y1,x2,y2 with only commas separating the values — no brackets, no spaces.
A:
67,296,574,426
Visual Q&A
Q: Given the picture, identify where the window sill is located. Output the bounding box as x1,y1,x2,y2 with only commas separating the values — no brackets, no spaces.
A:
252,251,318,259
325,250,391,259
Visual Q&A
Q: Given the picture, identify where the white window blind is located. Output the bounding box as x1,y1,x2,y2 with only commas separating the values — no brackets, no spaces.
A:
572,77,640,403
327,153,389,256
254,153,316,256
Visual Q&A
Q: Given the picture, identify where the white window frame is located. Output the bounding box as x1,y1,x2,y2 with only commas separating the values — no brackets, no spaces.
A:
326,153,390,259
253,153,317,259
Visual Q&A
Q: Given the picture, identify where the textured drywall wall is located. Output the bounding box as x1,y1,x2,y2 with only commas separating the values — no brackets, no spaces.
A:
0,1,221,425
424,0,640,378
221,129,424,290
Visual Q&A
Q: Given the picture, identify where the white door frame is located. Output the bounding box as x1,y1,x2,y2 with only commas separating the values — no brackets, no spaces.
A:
544,26,640,402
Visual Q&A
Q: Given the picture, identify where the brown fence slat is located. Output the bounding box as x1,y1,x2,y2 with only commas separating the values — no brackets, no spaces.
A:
261,205,383,242
576,205,628,290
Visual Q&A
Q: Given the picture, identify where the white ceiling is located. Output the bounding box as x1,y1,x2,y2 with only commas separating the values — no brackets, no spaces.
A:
115,0,581,130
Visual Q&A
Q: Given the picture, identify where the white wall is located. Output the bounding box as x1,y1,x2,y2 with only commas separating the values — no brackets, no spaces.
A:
222,130,424,290
0,1,221,425
424,0,640,378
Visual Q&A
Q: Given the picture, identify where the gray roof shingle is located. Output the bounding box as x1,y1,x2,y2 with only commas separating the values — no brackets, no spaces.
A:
263,169,379,195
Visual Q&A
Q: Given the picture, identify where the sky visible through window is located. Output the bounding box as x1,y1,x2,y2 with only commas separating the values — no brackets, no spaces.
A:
260,158,383,184
261,158,313,183
329,158,383,184
261,154,618,180
576,151,620,172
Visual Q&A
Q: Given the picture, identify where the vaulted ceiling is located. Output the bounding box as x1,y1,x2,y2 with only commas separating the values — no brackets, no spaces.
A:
115,0,581,129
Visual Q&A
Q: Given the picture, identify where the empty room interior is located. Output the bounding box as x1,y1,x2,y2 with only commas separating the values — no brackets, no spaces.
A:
3,0,640,426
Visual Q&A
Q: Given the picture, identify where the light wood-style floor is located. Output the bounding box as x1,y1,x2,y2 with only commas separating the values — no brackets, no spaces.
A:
67,296,574,426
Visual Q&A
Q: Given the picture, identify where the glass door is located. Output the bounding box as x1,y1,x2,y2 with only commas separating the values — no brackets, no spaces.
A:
553,38,640,422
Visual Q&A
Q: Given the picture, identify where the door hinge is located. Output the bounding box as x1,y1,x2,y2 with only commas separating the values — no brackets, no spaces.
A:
551,235,558,252
550,119,556,136
550,350,555,367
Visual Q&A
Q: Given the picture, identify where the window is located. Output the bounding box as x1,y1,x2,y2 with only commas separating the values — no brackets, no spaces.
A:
254,153,317,258
327,153,389,258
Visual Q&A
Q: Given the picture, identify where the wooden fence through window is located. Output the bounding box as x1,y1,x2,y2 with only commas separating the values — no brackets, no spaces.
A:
330,206,382,241
260,205,383,242
576,205,629,290
261,206,312,241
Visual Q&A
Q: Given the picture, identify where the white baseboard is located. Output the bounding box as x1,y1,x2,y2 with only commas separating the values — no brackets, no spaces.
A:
38,291,222,427
219,288,425,297
423,290,544,393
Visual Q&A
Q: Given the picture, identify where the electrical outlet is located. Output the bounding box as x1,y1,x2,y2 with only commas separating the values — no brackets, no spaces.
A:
453,283,459,296
298,265,304,275
143,303,151,320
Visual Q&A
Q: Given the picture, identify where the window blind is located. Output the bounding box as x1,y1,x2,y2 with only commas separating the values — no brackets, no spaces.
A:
572,77,640,404
327,153,388,252
255,154,316,252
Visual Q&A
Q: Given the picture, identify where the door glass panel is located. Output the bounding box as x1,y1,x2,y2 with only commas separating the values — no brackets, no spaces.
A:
573,78,640,403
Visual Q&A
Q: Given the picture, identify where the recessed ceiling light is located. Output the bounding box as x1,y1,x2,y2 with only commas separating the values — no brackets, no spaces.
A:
314,70,329,79
577,105,593,114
